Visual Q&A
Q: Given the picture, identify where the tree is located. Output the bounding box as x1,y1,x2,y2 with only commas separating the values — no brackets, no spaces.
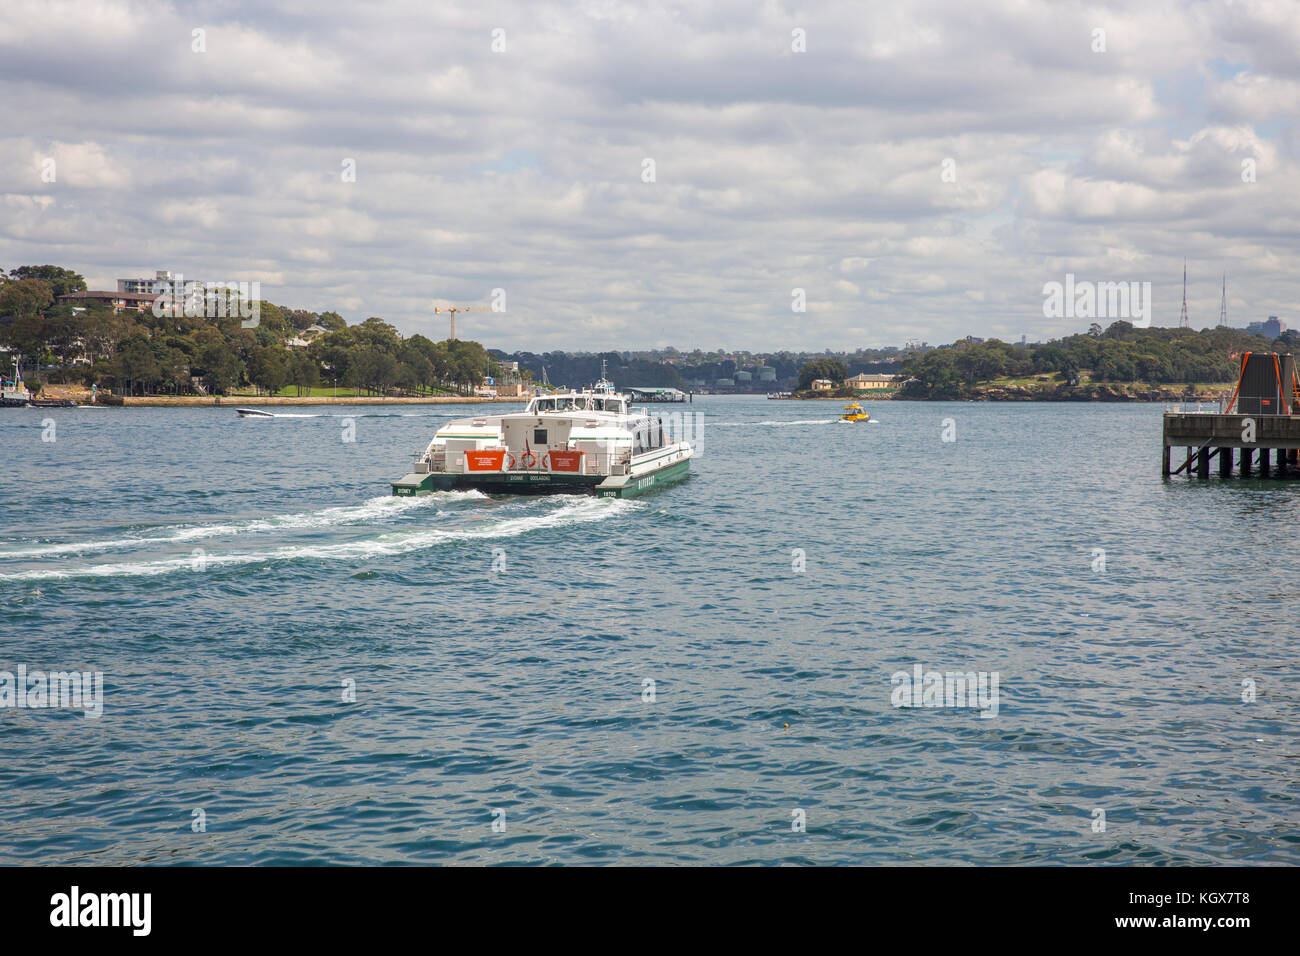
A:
248,345,289,395
898,349,963,399
287,351,320,396
797,358,847,390
115,337,162,395
195,341,242,394
398,342,434,391
0,278,54,317
8,265,86,299
282,308,320,331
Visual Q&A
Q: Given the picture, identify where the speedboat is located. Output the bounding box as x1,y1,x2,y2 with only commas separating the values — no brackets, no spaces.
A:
236,408,276,418
392,366,692,498
839,403,870,423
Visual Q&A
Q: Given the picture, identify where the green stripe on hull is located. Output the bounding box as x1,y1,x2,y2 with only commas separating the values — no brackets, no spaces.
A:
392,471,602,496
598,459,692,498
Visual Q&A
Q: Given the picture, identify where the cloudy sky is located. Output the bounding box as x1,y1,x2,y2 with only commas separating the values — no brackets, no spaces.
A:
1,0,1297,350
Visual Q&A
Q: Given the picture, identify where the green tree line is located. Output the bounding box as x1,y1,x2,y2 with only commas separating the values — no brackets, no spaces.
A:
897,322,1290,399
0,265,496,396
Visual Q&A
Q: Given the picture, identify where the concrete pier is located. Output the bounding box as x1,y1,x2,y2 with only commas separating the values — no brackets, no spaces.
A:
1163,413,1300,479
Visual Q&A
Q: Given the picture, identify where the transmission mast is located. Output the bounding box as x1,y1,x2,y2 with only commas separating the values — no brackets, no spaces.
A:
1219,273,1228,327
1179,259,1190,328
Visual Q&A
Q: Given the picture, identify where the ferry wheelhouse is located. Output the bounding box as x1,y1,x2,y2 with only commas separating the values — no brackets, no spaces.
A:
392,373,692,499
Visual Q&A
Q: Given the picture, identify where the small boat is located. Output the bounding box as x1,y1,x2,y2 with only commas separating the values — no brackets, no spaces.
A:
393,362,692,499
1,358,33,407
236,408,275,418
28,399,78,408
839,403,870,423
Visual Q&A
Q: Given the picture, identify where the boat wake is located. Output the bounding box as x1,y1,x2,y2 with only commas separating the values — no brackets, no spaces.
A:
239,411,449,419
0,491,484,560
711,419,837,427
0,495,635,581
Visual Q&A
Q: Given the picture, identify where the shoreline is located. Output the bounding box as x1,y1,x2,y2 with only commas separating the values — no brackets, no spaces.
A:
775,385,1231,403
103,394,525,407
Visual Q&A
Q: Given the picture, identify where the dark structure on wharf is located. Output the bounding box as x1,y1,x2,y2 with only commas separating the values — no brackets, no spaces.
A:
1163,352,1300,478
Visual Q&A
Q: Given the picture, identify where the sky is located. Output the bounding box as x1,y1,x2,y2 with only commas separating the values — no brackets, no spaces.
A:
1,0,1297,351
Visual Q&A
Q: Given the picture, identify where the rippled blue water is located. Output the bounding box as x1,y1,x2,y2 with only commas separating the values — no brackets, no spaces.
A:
1,397,1296,865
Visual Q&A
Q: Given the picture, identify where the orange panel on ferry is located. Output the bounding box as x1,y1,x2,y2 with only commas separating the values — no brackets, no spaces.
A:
548,450,584,472
465,450,506,471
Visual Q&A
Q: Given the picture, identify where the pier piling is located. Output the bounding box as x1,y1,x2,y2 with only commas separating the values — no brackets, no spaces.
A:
1162,413,1300,481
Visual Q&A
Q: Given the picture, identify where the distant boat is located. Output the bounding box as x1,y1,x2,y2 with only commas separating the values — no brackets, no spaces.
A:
1,357,33,407
29,399,78,408
838,403,870,423
236,408,275,418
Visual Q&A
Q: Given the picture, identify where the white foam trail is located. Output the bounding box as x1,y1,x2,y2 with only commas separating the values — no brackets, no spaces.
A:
710,419,836,426
0,496,635,581
243,411,444,419
0,491,485,559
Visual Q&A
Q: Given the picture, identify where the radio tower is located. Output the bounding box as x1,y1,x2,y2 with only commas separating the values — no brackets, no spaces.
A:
1219,273,1228,327
1179,259,1191,328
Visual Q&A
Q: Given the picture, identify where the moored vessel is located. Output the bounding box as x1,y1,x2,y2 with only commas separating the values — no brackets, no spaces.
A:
1,358,32,407
392,365,692,498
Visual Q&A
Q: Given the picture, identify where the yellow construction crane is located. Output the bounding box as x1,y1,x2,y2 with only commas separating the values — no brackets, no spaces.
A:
434,304,490,342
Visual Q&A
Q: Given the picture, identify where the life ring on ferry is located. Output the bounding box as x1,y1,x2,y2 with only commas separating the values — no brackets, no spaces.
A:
541,452,551,470
520,451,536,468
505,452,516,470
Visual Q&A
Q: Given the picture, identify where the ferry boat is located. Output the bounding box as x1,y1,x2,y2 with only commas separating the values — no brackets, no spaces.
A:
838,403,870,423
1,358,32,407
392,366,692,499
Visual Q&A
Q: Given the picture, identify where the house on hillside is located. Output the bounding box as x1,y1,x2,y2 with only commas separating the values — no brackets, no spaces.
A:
846,373,896,392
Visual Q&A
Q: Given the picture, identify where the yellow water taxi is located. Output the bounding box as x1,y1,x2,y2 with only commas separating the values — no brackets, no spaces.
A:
839,403,870,423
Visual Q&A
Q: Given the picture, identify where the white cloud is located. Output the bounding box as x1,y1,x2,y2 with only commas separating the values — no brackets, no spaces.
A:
0,0,1297,348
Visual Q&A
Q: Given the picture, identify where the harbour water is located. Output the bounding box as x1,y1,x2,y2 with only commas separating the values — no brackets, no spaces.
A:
1,397,1296,864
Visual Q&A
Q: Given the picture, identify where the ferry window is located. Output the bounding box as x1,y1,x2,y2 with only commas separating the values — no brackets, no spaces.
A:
534,428,547,445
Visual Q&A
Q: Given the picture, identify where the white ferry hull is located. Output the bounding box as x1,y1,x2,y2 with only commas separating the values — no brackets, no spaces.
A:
392,366,694,499
393,445,691,499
